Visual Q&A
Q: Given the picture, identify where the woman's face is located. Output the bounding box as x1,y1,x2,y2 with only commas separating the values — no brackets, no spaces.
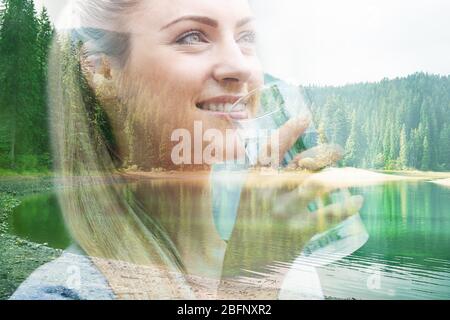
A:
114,0,263,168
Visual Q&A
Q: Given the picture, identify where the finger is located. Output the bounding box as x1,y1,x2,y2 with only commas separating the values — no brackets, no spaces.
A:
287,144,344,171
272,188,310,219
258,114,312,168
286,195,364,231
272,183,339,219
310,194,364,230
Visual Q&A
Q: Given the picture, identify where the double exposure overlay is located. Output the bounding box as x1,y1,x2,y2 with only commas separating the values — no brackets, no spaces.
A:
1,0,449,302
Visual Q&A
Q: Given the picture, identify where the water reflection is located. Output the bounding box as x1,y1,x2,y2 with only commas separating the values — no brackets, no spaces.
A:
9,179,450,299
8,192,71,249
318,182,450,299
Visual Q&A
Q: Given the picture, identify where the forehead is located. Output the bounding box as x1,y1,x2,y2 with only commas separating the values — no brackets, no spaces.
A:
129,0,253,31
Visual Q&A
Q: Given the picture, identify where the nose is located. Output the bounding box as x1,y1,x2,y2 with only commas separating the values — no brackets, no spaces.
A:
212,38,252,86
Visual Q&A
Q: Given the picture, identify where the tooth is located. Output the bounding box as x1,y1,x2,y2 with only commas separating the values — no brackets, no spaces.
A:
234,103,243,112
218,104,225,112
209,104,216,111
225,103,232,112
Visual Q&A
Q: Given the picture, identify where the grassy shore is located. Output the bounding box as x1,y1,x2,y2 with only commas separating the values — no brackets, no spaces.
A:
0,168,53,178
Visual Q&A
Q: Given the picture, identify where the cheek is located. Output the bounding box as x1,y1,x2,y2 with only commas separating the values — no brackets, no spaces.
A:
164,57,211,93
129,44,209,98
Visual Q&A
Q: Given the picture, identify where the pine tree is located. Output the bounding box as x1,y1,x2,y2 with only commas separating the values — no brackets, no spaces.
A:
382,118,392,168
438,125,450,170
37,7,53,73
343,110,358,167
398,124,408,169
0,0,40,169
330,106,349,147
421,136,430,171
317,121,328,145
35,6,54,165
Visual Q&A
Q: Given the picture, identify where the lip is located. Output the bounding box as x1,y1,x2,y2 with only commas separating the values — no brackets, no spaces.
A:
197,95,245,106
202,110,249,120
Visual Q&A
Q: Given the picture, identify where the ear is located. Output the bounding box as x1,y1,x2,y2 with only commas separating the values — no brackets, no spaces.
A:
97,55,113,80
82,53,118,101
81,52,113,81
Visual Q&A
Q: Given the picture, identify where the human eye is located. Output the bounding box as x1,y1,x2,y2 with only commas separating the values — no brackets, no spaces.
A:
237,30,257,45
175,30,209,45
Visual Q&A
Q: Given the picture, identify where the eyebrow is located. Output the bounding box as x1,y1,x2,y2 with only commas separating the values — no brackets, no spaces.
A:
160,15,254,31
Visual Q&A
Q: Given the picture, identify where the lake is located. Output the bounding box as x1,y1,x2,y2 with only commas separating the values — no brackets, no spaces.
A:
8,177,450,300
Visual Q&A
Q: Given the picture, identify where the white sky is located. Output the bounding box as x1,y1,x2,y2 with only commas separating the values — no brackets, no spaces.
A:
34,0,450,86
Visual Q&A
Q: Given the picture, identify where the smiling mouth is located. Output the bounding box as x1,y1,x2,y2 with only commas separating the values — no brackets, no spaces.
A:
196,96,249,119
196,102,247,113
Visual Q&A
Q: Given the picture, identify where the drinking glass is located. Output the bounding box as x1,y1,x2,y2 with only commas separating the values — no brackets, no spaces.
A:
211,83,368,266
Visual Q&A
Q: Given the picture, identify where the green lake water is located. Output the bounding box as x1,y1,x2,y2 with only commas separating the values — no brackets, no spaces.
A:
8,179,450,300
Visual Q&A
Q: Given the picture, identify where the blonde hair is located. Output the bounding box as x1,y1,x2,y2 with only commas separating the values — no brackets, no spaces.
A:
48,0,194,299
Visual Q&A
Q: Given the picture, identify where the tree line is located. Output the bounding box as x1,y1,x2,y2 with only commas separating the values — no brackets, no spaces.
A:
0,0,53,171
0,0,448,173
306,73,450,171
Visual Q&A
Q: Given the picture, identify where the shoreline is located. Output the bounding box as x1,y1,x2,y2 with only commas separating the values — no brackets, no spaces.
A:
121,167,436,189
0,177,62,300
379,170,450,179
430,178,450,188
2,167,448,185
